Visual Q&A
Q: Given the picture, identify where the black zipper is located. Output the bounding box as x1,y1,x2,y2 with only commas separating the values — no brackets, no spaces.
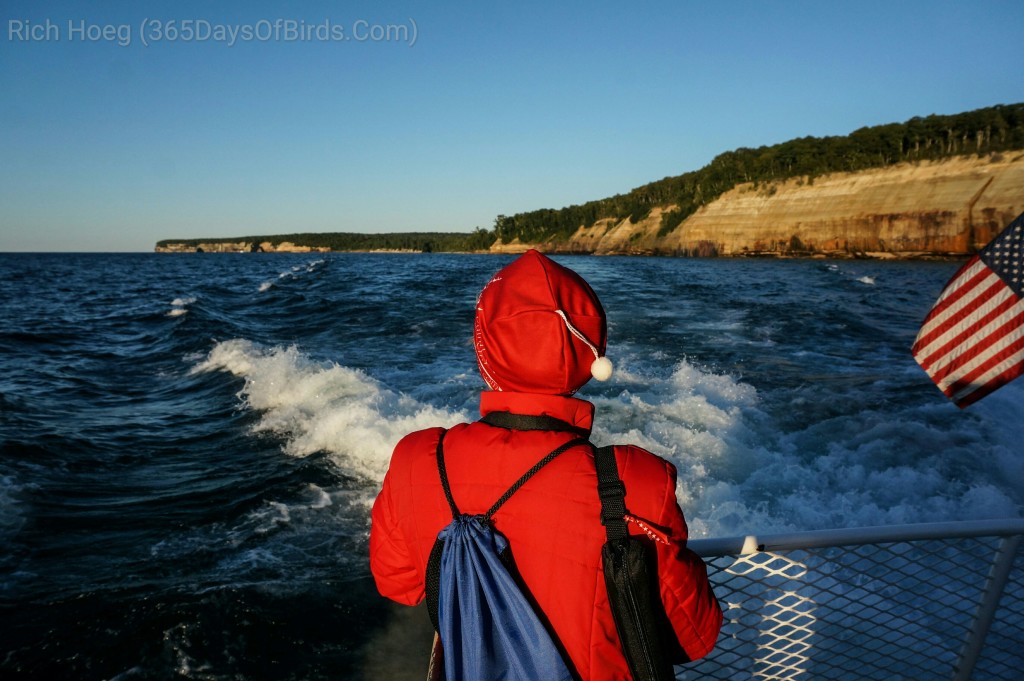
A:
620,543,658,679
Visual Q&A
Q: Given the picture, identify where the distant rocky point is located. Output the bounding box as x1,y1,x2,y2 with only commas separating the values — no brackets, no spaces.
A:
156,240,331,254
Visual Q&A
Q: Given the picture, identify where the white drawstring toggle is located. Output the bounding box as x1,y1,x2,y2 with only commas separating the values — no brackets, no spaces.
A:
554,310,613,382
590,356,613,381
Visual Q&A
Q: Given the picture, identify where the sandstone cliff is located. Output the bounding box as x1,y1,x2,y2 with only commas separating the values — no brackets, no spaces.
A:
493,154,1024,257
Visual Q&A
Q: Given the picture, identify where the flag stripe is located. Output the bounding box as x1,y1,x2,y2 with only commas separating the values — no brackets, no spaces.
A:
937,310,1024,394
949,344,1024,407
913,285,1016,369
914,269,1003,350
921,294,1024,379
914,258,990,340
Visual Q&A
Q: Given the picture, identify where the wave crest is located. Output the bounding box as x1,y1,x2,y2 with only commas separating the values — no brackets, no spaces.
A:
192,339,466,483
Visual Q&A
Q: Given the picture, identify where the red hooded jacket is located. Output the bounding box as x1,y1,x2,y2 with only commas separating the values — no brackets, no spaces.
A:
370,391,723,680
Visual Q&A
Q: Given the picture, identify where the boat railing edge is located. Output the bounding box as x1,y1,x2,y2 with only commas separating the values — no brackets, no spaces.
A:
687,517,1024,558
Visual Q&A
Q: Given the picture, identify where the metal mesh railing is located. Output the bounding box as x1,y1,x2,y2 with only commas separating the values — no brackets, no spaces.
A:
681,520,1024,680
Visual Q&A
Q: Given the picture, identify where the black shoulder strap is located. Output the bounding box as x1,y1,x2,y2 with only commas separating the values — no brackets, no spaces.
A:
435,430,459,518
483,437,589,520
481,411,590,438
434,428,589,521
426,429,452,633
594,445,629,542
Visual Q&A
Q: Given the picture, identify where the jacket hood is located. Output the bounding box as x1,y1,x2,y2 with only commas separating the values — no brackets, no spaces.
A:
474,250,610,395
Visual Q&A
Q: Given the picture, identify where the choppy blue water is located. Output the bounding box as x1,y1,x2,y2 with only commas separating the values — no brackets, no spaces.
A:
1,252,1021,679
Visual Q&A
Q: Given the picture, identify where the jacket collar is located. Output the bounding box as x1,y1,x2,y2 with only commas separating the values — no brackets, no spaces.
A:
479,391,595,434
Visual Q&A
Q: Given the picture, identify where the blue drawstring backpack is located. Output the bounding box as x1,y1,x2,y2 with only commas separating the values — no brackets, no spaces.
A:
424,430,587,681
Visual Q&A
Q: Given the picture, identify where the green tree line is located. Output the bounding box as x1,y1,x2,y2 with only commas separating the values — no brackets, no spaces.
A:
493,102,1024,241
156,228,496,252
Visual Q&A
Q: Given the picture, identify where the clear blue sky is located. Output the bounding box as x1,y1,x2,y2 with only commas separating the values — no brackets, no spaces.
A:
1,0,1022,252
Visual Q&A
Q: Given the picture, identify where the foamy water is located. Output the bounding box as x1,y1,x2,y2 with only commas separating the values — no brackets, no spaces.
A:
193,339,464,483
193,327,1023,539
168,296,196,316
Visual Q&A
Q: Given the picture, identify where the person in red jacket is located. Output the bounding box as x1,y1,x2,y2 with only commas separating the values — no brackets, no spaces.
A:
370,249,722,679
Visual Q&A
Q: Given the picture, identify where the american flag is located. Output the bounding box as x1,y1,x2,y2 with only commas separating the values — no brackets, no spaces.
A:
912,211,1024,408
